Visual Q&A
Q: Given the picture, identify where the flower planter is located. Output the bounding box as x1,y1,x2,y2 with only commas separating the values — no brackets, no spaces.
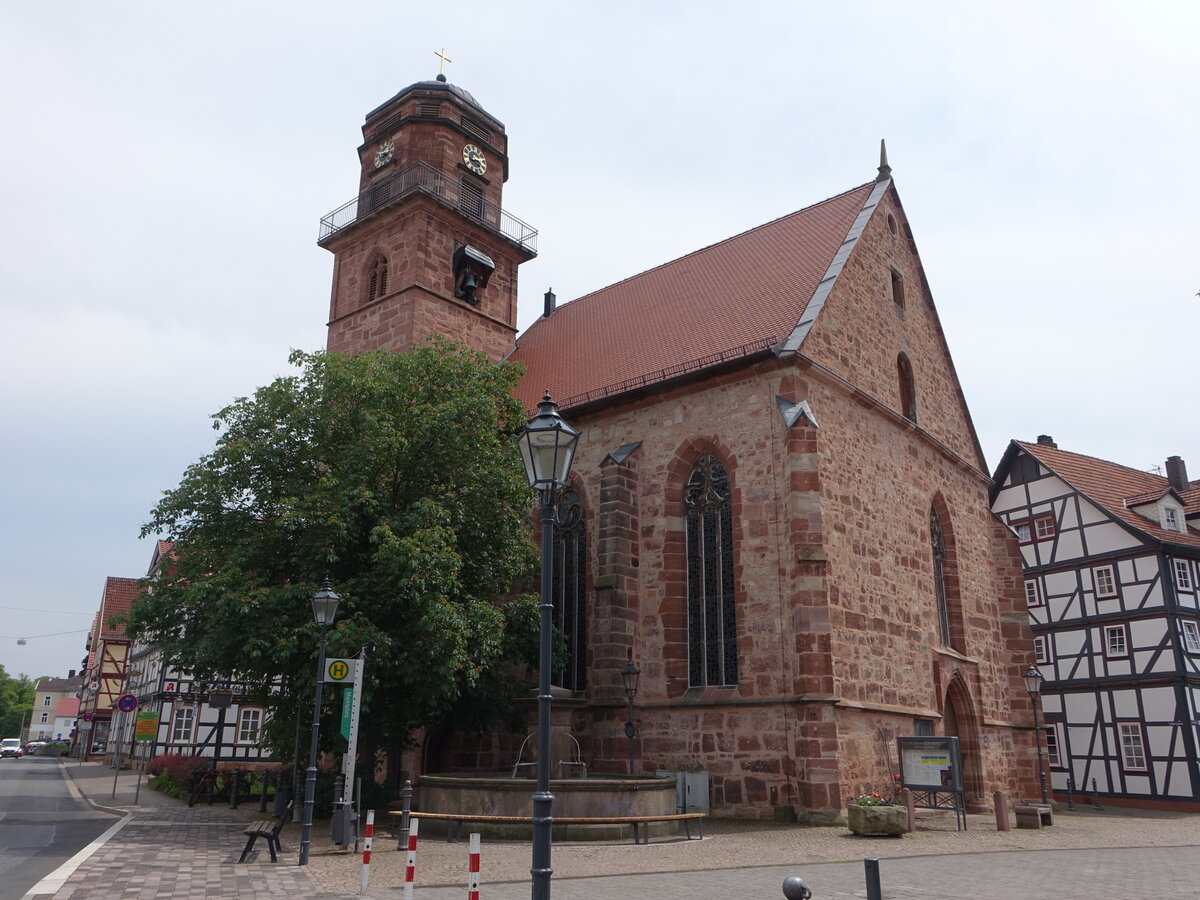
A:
847,803,907,836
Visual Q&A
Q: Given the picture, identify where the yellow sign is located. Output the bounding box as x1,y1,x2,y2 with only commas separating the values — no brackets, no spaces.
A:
325,658,354,683
134,711,159,741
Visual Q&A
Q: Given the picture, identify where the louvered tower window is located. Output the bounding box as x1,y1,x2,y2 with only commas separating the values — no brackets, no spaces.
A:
931,508,952,647
367,255,388,302
552,489,587,691
685,454,738,688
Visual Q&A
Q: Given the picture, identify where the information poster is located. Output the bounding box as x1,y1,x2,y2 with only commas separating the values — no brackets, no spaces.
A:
897,736,962,791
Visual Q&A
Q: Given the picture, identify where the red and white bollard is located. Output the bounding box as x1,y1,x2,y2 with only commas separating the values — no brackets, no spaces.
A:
467,833,481,900
403,817,419,900
359,810,374,895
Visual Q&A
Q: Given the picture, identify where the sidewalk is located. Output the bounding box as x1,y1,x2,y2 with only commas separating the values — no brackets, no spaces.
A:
46,762,1200,899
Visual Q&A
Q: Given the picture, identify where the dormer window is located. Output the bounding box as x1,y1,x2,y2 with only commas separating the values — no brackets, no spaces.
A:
1164,507,1182,532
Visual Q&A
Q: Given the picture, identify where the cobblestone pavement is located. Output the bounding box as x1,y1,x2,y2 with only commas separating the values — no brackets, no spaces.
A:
43,762,1200,899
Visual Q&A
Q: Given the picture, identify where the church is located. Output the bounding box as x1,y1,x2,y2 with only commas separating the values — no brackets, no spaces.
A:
316,73,1038,820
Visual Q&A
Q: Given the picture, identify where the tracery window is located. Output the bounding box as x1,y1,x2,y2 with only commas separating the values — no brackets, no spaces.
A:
931,508,952,646
552,489,587,691
685,454,738,688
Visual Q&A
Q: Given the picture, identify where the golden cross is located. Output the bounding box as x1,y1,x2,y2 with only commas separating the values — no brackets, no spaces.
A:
434,47,453,76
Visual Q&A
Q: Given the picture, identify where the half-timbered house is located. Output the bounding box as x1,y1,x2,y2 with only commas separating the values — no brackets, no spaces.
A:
77,576,138,757
991,436,1200,808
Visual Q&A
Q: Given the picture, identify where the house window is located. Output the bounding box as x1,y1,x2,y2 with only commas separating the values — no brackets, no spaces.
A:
39,712,49,724
1181,620,1200,654
552,488,588,692
1033,514,1056,540
367,254,389,302
897,353,917,422
1104,624,1128,658
1009,454,1039,485
931,508,952,646
913,718,934,736
170,706,195,744
685,453,738,688
890,267,906,308
42,695,52,707
1093,565,1118,599
1012,520,1031,543
1163,507,1181,532
1034,635,1051,664
1024,579,1042,607
1174,560,1193,591
1117,722,1147,771
1044,724,1062,767
237,708,262,744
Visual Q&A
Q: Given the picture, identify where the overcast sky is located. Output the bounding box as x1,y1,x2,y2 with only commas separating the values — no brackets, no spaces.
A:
1,1,1196,681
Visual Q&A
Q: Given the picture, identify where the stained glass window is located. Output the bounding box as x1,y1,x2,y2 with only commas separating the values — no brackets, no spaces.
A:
931,508,952,646
685,454,738,688
552,489,587,691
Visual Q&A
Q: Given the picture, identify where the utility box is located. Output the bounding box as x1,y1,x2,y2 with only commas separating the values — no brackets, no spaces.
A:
330,800,357,846
656,770,710,813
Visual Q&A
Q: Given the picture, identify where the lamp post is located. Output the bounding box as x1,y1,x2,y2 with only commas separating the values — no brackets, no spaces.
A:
517,393,579,900
621,659,640,775
299,579,341,866
1022,664,1049,804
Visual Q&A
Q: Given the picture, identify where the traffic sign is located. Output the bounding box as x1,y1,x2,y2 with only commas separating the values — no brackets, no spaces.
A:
79,720,93,731
325,658,355,683
117,693,138,713
81,711,94,722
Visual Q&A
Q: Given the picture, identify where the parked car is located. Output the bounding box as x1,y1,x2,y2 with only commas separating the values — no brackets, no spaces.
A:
1,738,22,758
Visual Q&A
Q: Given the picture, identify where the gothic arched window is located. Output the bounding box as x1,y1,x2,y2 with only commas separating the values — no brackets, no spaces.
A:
898,352,917,423
552,488,587,692
367,254,389,302
931,507,952,647
685,454,738,688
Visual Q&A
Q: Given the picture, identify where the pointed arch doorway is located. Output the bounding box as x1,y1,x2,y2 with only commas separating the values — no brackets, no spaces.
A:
942,676,987,811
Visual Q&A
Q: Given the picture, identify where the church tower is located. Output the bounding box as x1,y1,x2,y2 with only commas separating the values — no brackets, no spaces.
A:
318,74,537,361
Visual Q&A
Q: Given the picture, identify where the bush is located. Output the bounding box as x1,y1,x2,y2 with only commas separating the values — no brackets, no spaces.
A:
147,753,209,791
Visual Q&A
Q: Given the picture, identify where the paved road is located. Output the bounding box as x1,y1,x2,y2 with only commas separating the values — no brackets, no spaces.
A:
0,757,116,900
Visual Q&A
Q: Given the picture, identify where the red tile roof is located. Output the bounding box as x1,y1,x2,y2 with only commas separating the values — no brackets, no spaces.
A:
510,182,876,410
1018,441,1200,549
97,576,140,642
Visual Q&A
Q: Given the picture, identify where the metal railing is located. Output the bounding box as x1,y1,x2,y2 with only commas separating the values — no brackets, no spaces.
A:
317,161,538,253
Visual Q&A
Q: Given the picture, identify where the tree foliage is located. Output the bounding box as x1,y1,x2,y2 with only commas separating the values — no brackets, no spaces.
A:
128,341,541,759
0,667,36,738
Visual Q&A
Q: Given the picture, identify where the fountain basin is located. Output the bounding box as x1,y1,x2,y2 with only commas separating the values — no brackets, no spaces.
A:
416,773,680,841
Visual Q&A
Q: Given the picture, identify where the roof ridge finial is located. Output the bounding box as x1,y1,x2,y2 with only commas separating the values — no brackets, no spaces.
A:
876,139,892,182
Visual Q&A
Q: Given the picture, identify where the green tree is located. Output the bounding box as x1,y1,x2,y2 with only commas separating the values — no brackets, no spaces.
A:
128,341,541,764
0,668,36,738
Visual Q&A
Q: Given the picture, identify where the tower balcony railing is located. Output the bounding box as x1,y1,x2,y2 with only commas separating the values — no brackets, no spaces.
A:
317,161,538,253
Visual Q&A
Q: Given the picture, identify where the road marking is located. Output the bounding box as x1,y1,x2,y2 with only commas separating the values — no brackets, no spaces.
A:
19,811,133,900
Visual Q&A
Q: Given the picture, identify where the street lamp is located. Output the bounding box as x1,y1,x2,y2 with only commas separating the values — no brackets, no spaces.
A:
1022,663,1049,804
299,579,341,865
621,658,640,775
517,392,579,900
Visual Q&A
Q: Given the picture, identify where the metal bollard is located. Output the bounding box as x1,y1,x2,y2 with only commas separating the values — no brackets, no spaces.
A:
396,779,413,851
1065,776,1075,811
229,766,242,808
782,876,812,899
864,858,882,900
1091,778,1103,810
258,770,271,813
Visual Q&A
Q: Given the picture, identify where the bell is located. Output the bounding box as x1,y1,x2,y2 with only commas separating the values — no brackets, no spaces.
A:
459,271,478,301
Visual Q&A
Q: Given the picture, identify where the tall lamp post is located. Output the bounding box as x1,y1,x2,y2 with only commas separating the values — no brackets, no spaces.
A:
517,393,579,900
621,659,640,775
299,579,341,866
1022,664,1049,804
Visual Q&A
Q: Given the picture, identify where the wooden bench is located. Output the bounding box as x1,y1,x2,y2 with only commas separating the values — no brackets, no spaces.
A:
1014,804,1053,829
239,800,293,863
393,810,705,845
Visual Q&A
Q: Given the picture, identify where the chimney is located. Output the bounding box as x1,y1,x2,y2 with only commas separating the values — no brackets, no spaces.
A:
543,288,556,318
1166,455,1188,491
68,669,76,679
1036,435,1057,449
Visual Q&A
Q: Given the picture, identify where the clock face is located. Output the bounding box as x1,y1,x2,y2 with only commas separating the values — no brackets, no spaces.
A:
374,139,395,168
462,143,486,175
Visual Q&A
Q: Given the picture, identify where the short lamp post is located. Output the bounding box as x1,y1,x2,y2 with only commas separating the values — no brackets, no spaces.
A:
1022,664,1049,804
299,579,341,866
621,659,640,775
517,392,579,900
